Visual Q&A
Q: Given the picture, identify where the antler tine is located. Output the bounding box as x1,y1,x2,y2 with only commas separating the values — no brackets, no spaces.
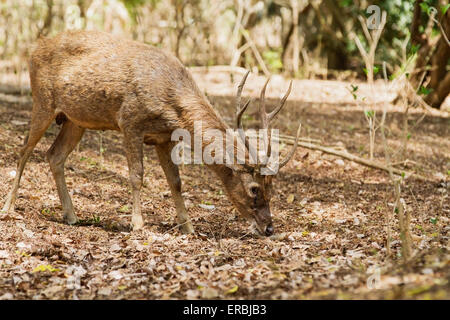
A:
235,71,258,165
279,122,301,169
267,80,292,122
236,71,250,109
236,70,251,129
236,99,251,129
259,77,271,129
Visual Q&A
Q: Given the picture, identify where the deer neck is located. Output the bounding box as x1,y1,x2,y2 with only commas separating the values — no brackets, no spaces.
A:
178,94,240,178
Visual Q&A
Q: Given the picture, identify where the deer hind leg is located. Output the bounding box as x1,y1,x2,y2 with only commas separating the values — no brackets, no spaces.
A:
2,105,55,214
122,131,145,231
155,142,194,234
46,120,85,225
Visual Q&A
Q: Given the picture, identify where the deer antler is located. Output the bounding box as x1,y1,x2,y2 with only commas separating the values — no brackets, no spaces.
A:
258,77,300,169
235,71,300,170
279,123,301,168
236,70,251,129
235,71,258,164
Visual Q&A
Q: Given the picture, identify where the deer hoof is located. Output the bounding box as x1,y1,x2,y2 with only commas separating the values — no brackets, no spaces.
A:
132,215,145,231
64,214,79,225
180,222,194,234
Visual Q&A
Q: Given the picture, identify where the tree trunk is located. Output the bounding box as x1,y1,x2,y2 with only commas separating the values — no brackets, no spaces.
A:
410,0,426,46
410,1,449,109
77,0,93,29
37,0,54,38
291,0,300,76
425,10,450,108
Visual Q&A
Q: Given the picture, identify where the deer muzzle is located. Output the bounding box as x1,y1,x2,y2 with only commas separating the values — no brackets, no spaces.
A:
254,207,274,236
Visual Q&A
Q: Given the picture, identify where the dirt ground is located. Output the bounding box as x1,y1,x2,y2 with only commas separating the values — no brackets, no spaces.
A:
0,71,448,300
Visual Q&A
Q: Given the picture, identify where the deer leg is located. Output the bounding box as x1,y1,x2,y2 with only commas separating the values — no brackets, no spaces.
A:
155,143,194,234
122,132,145,230
46,120,85,224
2,108,55,214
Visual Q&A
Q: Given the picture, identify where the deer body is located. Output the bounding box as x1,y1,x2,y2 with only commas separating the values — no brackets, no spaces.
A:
2,31,299,235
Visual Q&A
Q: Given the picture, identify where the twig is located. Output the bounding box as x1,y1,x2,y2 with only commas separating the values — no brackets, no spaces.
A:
96,174,116,181
239,27,270,76
352,11,387,84
428,8,450,47
163,220,190,235
390,159,419,167
279,137,430,181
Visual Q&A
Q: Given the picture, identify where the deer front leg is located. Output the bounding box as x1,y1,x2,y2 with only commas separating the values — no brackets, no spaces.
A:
155,143,194,234
122,132,145,231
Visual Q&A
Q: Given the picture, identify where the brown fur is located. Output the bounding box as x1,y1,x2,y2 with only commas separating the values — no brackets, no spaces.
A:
2,30,276,235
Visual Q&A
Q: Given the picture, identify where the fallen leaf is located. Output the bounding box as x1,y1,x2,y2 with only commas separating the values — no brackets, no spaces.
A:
33,264,60,273
108,270,123,280
225,285,239,294
201,287,219,299
198,204,215,210
287,194,295,204
98,287,112,296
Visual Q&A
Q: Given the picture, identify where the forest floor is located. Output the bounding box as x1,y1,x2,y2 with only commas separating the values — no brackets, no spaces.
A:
0,70,448,300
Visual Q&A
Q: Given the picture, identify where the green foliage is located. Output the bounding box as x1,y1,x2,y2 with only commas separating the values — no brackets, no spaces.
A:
364,110,375,118
363,66,380,75
0,0,444,78
419,2,430,13
339,0,354,7
373,66,380,74
442,4,450,15
263,49,283,73
120,0,160,22
410,44,420,55
348,84,359,100
77,215,102,225
418,86,433,96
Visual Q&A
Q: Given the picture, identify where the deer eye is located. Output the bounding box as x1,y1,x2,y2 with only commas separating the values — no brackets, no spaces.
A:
250,186,259,196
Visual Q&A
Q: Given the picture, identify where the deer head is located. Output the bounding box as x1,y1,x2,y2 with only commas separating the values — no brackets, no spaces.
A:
219,71,301,236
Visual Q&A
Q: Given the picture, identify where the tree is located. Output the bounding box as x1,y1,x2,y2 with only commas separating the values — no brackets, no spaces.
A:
411,0,450,109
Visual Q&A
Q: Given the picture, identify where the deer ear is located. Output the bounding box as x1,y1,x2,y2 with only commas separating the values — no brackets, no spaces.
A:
223,163,239,172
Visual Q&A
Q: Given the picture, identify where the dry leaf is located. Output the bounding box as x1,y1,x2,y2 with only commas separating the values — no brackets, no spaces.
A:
287,194,295,204
225,285,239,294
201,287,219,299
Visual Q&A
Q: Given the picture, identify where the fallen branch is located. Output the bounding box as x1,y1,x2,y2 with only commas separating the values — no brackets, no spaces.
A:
0,84,31,95
246,132,321,145
0,93,31,104
279,135,430,181
278,133,321,144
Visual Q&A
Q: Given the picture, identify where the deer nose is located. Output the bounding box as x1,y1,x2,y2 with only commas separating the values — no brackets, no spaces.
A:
265,224,274,236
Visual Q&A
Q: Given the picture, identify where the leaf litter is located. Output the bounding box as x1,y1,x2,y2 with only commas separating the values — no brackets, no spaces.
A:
0,79,449,299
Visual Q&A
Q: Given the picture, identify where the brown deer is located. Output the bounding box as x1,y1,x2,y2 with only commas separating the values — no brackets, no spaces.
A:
1,31,300,236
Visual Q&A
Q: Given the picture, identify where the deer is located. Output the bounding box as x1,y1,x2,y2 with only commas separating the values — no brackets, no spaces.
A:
1,30,300,236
